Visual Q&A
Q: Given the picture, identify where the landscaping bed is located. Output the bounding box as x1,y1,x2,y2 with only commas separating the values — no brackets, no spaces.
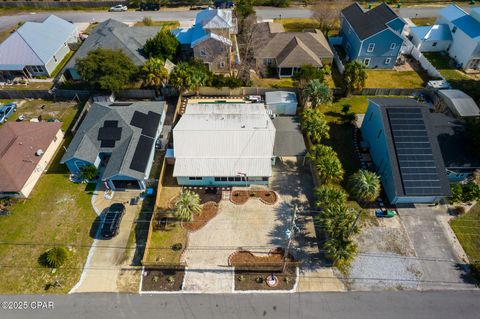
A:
234,265,297,291
182,201,219,232
229,247,295,267
141,267,185,292
230,190,278,205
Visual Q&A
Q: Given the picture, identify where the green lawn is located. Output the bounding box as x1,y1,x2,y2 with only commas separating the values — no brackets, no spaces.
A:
273,18,320,32
410,17,436,26
16,100,80,131
320,95,369,123
145,222,188,264
423,52,480,101
252,77,295,88
365,70,426,88
133,20,180,30
451,204,480,263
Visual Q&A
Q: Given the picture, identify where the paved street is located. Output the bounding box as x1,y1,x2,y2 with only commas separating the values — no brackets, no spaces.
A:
0,5,474,33
1,291,480,319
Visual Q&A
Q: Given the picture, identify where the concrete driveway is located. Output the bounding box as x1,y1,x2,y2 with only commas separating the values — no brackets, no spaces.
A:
71,189,140,293
398,204,475,290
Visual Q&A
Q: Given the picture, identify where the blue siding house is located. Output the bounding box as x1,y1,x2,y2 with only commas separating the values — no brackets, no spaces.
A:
338,2,406,69
361,98,451,204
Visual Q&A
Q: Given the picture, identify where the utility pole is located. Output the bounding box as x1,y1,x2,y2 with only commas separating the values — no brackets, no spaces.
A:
282,204,297,273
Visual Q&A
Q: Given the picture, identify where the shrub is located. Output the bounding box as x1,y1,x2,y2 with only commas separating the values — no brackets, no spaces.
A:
167,276,175,283
153,275,159,283
255,276,264,284
79,165,97,181
238,275,245,282
449,184,463,203
142,16,153,26
172,243,183,251
45,247,69,268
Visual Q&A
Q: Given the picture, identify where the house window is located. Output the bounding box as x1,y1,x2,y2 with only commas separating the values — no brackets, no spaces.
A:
219,61,225,69
367,43,375,52
385,58,392,65
200,49,206,56
221,177,228,181
432,42,437,47
364,58,371,66
188,177,202,180
390,43,396,50
264,58,273,66
369,112,373,121
377,129,383,139
452,26,457,33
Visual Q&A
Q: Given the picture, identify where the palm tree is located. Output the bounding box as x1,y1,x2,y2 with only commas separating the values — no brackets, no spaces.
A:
314,184,347,210
344,60,367,95
170,62,210,94
307,144,344,184
45,246,69,268
173,190,202,222
324,237,357,269
300,108,330,144
302,79,333,108
317,204,356,240
141,58,169,92
348,169,381,203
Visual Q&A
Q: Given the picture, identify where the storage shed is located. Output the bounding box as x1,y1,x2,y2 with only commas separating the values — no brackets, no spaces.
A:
437,89,480,118
265,91,298,115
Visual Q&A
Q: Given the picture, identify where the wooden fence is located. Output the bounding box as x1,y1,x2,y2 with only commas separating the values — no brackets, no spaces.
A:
184,87,300,97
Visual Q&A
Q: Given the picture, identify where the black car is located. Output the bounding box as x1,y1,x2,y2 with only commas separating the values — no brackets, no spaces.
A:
139,2,160,11
101,203,126,239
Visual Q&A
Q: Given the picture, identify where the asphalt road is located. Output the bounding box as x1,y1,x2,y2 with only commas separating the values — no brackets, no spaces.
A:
1,291,480,319
0,5,474,33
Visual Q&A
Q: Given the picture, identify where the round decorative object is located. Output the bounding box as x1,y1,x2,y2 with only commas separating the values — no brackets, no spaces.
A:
266,274,279,287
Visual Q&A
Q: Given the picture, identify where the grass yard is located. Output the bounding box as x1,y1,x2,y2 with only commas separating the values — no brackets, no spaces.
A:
134,20,180,30
320,95,369,122
16,99,80,131
410,17,436,26
273,18,320,32
252,77,295,88
450,204,480,262
423,52,480,101
365,70,426,88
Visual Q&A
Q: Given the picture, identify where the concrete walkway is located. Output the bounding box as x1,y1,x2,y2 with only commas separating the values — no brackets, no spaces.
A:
71,188,141,293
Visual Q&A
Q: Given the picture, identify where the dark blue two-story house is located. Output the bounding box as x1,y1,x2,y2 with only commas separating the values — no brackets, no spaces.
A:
338,2,406,69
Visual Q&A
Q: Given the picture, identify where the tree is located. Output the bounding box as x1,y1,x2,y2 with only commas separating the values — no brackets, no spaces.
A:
314,184,347,210
301,108,330,144
461,182,480,202
465,118,480,155
143,29,180,61
348,169,381,203
340,104,356,124
302,79,333,108
173,190,202,222
313,0,351,36
270,0,290,8
45,247,69,268
76,48,137,92
449,184,463,203
141,57,169,90
79,165,97,181
169,61,211,93
308,144,344,184
344,60,367,95
324,237,357,269
235,0,255,20
293,65,326,87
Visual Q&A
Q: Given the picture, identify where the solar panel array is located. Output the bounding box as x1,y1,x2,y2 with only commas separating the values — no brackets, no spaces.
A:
129,110,161,173
387,108,443,196
130,135,154,173
130,111,161,138
97,120,122,148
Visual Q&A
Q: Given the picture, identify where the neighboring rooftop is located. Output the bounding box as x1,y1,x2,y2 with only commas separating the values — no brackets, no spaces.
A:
439,4,480,39
257,31,333,67
171,18,231,48
410,24,452,41
341,2,400,40
266,91,298,106
195,8,234,30
272,116,306,157
173,103,275,177
438,89,480,118
65,19,160,74
0,15,76,70
370,98,451,197
61,101,166,180
0,122,62,193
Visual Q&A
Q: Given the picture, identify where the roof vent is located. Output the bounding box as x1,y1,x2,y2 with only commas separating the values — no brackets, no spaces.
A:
35,149,44,156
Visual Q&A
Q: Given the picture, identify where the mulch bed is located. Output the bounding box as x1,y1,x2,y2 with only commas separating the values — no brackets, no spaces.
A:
234,265,297,291
230,190,278,205
189,188,222,204
182,201,219,232
229,247,295,267
141,267,185,291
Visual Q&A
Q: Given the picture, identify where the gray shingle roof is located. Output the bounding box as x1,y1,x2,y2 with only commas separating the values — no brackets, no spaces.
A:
61,101,166,180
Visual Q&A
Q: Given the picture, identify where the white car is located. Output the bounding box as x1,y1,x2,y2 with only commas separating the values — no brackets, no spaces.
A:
109,5,128,12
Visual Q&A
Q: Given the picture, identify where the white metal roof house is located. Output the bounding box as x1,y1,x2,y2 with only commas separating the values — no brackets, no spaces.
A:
172,103,276,186
0,15,78,79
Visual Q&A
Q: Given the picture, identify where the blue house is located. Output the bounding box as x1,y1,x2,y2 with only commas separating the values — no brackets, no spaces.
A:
361,98,451,205
338,2,405,69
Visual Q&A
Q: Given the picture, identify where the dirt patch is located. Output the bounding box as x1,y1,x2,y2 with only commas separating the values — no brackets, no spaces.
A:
117,268,142,293
229,247,295,267
141,267,185,291
183,201,219,232
189,188,222,204
234,265,297,291
230,190,278,205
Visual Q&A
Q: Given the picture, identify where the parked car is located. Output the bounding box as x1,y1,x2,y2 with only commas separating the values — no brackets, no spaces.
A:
0,103,17,123
139,2,160,11
101,203,126,239
109,4,128,12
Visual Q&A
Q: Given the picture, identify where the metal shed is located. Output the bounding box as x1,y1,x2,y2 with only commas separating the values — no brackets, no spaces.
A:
438,89,480,118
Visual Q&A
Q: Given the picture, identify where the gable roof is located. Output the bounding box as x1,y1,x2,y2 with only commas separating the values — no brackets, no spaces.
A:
410,24,452,41
439,5,480,39
0,122,62,193
61,101,166,180
171,20,232,48
0,15,76,70
173,103,275,177
195,8,233,29
369,98,451,198
65,19,159,70
342,2,400,40
257,31,333,67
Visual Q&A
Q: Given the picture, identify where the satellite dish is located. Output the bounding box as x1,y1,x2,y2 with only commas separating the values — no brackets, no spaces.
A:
35,149,44,156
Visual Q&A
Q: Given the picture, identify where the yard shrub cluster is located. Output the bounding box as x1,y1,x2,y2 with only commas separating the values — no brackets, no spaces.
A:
449,182,480,203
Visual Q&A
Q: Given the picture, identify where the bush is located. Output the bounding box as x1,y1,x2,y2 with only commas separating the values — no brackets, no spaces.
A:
255,276,264,283
462,182,480,202
45,247,69,268
167,276,175,283
449,184,463,203
238,275,245,282
172,243,183,251
142,16,153,26
79,165,97,181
